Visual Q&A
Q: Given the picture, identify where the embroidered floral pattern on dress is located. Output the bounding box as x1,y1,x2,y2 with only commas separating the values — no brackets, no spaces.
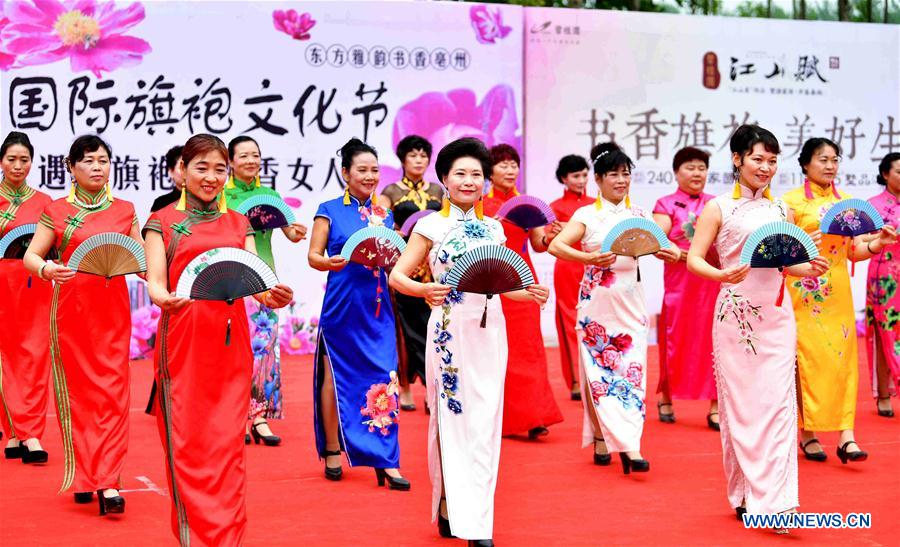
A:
791,274,833,317
579,265,616,301
681,211,699,241
578,317,645,413
360,371,400,435
716,289,763,355
359,203,388,226
433,301,462,414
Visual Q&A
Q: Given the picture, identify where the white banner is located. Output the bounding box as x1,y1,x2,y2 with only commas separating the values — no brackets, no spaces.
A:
524,8,900,326
0,0,525,321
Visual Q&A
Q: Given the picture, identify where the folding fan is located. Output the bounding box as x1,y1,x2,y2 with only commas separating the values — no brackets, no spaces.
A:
495,195,557,230
339,226,407,269
600,218,672,257
399,210,435,238
67,232,146,278
443,244,536,327
739,221,819,268
0,223,58,260
819,198,884,237
175,247,278,303
235,195,297,231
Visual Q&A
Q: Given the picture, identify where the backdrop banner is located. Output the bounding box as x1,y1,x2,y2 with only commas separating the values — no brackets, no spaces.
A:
524,7,900,334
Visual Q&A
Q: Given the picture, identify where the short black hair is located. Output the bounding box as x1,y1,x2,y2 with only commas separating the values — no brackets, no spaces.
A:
396,135,432,162
672,146,710,172
165,145,183,171
68,135,111,165
1,131,34,159
338,138,377,170
228,135,260,160
877,152,900,186
590,142,634,177
798,138,841,175
555,154,589,184
435,137,491,182
729,124,780,179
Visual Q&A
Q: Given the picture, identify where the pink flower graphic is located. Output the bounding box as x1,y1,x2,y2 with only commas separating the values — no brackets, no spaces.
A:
129,303,160,359
582,321,607,347
800,277,820,292
599,347,621,370
469,5,511,45
0,3,17,70
360,371,400,436
610,333,633,353
272,9,315,41
625,363,642,386
384,84,522,188
0,0,151,77
589,381,608,404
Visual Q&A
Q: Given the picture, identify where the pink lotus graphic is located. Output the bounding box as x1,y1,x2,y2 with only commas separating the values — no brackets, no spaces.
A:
0,0,151,77
469,5,511,45
273,9,315,41
382,84,522,188
0,3,16,70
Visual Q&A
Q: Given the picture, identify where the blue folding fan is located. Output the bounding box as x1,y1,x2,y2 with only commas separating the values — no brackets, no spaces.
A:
495,195,557,230
739,221,819,268
819,198,884,237
0,223,58,260
600,217,671,257
339,226,407,269
235,195,296,231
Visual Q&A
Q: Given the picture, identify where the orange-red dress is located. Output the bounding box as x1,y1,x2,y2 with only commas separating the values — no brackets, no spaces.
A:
549,189,595,390
483,188,563,435
0,181,52,442
40,190,136,492
145,196,254,546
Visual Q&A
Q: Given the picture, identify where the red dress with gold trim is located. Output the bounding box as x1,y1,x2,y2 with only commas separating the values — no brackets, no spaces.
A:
41,191,136,492
483,188,563,435
0,181,52,442
145,198,254,546
549,189,595,390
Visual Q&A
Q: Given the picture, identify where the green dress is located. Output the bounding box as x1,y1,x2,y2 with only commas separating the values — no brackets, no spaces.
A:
225,177,285,419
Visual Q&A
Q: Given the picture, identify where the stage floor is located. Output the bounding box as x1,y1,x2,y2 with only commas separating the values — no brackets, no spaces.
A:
1,342,897,545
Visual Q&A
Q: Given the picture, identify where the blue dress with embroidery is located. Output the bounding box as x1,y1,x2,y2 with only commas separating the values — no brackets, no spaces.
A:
313,194,400,468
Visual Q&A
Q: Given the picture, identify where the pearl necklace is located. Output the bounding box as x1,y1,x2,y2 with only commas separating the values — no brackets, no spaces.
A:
72,194,108,210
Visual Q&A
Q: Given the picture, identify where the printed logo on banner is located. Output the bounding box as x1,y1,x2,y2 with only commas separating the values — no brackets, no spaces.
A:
306,44,470,71
704,50,838,97
527,20,580,45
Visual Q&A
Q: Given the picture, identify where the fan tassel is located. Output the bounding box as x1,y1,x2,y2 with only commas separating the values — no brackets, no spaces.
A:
225,318,232,346
775,268,786,307
636,263,641,283
480,295,492,328
374,267,383,318
850,239,855,277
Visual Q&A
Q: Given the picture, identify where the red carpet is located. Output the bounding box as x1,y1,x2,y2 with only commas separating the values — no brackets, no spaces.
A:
1,342,898,545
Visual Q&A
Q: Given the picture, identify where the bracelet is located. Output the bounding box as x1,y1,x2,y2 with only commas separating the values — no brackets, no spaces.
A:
541,235,548,247
38,263,48,280
866,240,877,254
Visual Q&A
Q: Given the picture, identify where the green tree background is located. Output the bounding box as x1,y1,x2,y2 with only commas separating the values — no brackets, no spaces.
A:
469,0,899,24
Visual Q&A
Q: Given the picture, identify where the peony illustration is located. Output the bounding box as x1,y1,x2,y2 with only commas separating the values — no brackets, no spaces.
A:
0,0,151,77
469,5,511,45
278,312,318,356
384,84,522,188
0,3,16,70
129,303,160,359
272,9,315,41
360,371,400,435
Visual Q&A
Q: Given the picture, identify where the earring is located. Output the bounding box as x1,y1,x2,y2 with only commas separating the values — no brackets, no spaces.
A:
732,180,742,200
474,197,484,220
105,182,114,202
625,194,631,208
175,186,187,211
439,197,451,217
67,181,77,203
255,175,261,188
218,191,228,213
343,188,351,205
594,195,603,210
226,175,236,190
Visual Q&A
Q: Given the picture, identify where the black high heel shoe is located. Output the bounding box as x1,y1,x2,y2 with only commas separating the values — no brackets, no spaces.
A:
375,468,410,491
570,390,582,401
250,421,281,446
876,397,894,418
836,440,868,464
619,453,650,474
4,442,23,459
593,438,611,466
657,402,675,424
468,541,494,546
735,506,747,521
97,490,125,515
437,498,454,538
74,492,94,504
323,449,343,481
527,426,549,440
244,433,251,445
21,443,48,464
799,438,827,462
706,411,720,432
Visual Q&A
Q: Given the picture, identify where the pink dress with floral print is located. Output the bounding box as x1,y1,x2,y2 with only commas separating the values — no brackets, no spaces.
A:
866,190,900,397
711,186,798,515
571,199,651,453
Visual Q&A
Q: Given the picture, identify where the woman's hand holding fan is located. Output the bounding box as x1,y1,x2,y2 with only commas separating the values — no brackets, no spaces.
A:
868,225,898,252
809,228,823,249
718,264,751,284
422,282,451,307
584,250,616,268
157,292,191,313
524,284,550,308
262,284,294,308
655,246,681,264
283,223,308,243
326,255,348,271
41,261,75,284
785,255,829,278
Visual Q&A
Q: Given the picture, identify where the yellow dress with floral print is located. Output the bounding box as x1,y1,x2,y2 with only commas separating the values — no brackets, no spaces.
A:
784,183,857,431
